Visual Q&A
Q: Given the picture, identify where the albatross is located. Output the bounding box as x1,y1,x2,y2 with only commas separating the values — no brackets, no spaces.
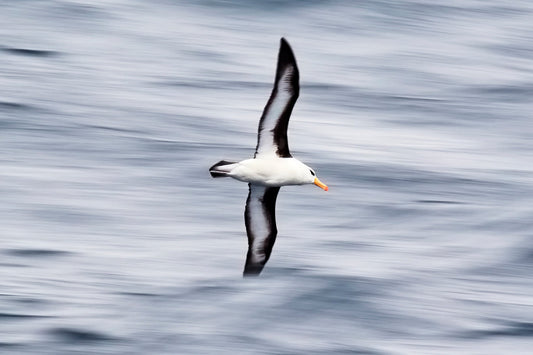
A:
209,38,328,277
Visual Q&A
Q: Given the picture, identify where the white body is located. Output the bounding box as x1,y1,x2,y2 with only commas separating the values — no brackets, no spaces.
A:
225,158,315,187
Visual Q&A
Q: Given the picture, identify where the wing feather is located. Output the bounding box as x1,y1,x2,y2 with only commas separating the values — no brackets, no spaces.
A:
243,184,280,276
254,38,299,158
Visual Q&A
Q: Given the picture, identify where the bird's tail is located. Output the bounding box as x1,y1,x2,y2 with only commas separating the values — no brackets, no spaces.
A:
209,160,237,178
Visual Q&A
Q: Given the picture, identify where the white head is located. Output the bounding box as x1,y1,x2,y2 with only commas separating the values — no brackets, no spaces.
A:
294,161,328,191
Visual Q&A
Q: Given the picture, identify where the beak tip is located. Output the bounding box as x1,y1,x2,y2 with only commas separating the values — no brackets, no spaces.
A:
313,177,328,191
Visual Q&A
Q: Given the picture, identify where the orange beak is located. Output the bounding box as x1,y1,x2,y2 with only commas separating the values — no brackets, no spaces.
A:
314,177,328,191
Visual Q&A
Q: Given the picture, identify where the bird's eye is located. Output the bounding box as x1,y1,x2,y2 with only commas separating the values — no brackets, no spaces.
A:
309,170,315,176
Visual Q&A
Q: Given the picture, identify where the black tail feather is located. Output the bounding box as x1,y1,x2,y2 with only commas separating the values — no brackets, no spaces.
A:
210,171,228,178
209,160,236,178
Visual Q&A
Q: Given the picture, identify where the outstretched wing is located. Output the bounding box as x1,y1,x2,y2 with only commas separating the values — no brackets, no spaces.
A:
243,184,280,276
254,38,299,158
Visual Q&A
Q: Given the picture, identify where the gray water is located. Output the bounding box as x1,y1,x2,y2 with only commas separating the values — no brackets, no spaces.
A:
1,1,533,354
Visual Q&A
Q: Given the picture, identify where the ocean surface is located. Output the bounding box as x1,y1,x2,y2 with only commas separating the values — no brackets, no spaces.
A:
1,1,533,354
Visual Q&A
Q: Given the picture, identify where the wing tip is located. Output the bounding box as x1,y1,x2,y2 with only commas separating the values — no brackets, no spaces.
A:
278,37,296,63
243,263,264,277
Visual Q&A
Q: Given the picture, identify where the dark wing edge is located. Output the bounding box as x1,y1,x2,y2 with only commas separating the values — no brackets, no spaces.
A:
243,184,281,277
254,38,300,158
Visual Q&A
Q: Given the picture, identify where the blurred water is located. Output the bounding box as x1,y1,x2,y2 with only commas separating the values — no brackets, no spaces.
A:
1,0,533,354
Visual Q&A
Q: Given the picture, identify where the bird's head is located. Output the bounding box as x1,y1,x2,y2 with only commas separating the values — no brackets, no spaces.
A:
303,165,328,191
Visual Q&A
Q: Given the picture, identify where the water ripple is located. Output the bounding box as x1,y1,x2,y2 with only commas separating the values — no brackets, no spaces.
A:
47,328,120,343
0,46,59,57
4,249,72,258
463,321,533,339
0,312,51,319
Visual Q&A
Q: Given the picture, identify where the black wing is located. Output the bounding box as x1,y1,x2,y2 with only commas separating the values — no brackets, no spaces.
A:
254,38,300,158
243,184,280,276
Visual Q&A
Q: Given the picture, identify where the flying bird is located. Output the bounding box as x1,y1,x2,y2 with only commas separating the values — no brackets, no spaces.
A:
209,38,328,277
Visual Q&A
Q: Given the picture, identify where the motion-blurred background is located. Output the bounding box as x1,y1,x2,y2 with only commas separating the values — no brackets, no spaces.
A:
1,1,532,354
